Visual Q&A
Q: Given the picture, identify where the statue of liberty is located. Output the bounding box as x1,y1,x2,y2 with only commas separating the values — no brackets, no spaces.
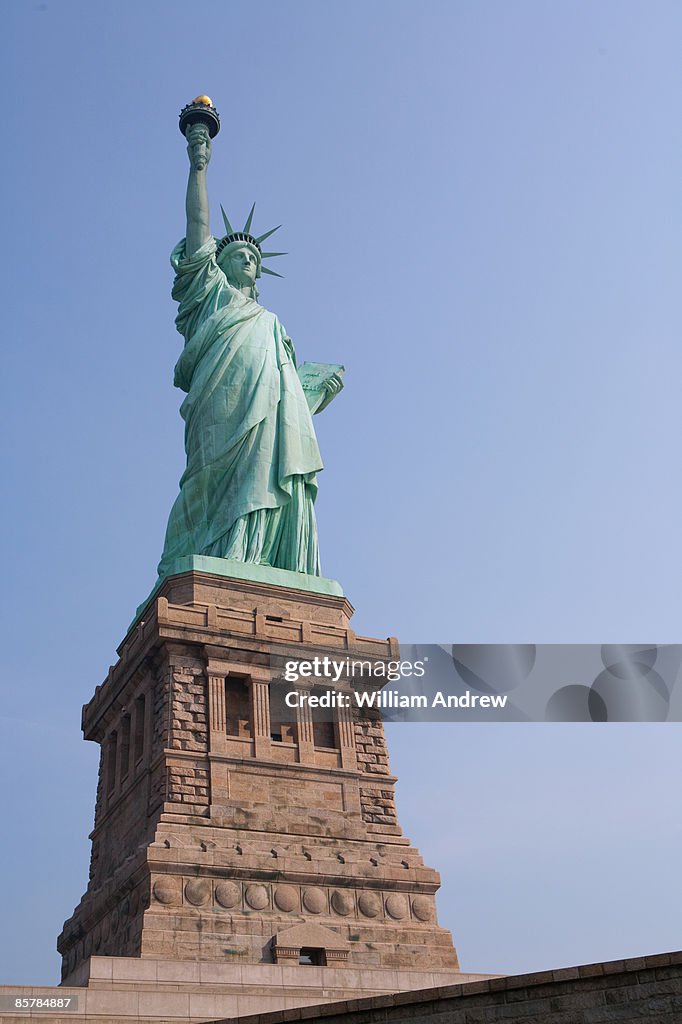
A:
156,103,343,582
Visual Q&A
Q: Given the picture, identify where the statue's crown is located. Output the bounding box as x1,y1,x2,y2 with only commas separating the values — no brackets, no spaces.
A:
215,204,285,278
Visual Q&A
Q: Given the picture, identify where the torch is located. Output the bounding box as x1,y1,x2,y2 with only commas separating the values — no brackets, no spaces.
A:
178,95,221,139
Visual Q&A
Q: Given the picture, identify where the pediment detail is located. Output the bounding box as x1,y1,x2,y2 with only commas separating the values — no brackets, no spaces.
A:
274,922,349,950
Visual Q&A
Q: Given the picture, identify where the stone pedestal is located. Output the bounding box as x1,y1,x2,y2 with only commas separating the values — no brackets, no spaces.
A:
58,568,459,990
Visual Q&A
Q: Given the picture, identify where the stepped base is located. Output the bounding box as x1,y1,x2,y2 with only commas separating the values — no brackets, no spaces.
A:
134,557,344,627
0,958,495,1023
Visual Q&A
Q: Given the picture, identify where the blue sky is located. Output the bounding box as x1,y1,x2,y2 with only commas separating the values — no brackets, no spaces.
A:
2,0,681,983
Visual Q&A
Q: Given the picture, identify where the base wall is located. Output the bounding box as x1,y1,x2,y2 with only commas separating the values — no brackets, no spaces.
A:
0,958,491,1023
211,951,682,1024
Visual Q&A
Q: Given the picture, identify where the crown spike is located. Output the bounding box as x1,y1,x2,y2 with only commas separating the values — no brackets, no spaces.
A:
261,251,287,258
220,205,234,235
261,266,284,278
243,202,256,234
255,225,281,244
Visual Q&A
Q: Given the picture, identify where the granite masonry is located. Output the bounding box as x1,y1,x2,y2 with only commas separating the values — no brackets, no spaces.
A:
31,568,481,1021
209,951,682,1024
0,951,678,1023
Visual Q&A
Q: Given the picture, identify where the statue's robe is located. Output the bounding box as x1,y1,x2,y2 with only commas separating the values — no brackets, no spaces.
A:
157,237,323,579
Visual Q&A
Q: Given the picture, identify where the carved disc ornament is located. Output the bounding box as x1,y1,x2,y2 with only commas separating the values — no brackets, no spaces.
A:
385,894,408,920
245,884,269,910
302,887,326,914
411,895,434,921
358,892,381,918
215,881,241,909
274,885,299,912
152,878,180,906
185,879,211,906
331,889,354,916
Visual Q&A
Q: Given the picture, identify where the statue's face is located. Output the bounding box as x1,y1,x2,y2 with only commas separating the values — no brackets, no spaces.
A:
219,243,259,287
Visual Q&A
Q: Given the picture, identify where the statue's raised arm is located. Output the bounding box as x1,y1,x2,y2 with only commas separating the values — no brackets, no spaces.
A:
184,122,212,255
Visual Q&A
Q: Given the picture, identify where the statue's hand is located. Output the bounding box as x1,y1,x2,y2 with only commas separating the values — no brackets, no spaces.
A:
323,373,344,397
186,123,212,172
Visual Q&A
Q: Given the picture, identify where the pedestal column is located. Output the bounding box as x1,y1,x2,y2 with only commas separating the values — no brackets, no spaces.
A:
337,695,357,770
250,666,272,759
207,663,227,753
295,682,315,763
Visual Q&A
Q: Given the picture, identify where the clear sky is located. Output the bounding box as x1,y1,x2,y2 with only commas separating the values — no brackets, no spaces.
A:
2,0,681,984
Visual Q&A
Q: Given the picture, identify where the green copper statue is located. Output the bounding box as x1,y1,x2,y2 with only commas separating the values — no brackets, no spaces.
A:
156,109,343,582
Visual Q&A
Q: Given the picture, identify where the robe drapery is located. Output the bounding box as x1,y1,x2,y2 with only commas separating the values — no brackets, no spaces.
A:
157,237,323,579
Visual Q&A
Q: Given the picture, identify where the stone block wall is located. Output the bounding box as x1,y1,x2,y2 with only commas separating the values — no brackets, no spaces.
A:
58,573,459,980
210,951,682,1024
354,714,391,778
